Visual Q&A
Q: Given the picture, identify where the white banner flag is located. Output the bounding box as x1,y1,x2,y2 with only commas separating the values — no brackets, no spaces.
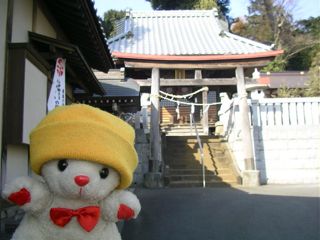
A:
47,58,66,111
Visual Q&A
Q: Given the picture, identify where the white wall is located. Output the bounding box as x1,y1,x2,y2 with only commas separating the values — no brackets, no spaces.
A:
221,97,320,184
254,126,320,184
35,5,56,38
23,59,47,144
12,0,57,42
0,0,9,190
5,145,29,184
11,0,33,42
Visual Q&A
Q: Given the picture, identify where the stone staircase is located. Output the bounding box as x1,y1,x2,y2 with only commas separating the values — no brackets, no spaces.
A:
164,136,241,187
161,124,207,136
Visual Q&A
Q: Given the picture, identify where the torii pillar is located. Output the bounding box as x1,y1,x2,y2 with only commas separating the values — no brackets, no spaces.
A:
236,67,260,187
144,67,163,188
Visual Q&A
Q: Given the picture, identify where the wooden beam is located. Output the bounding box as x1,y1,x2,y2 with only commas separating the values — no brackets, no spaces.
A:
134,78,237,87
195,69,202,79
150,68,161,173
124,58,273,69
236,67,255,170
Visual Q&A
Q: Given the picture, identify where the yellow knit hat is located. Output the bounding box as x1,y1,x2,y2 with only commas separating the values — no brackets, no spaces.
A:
30,104,138,189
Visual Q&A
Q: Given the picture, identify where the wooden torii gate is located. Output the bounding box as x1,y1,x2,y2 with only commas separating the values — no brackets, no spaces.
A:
144,66,259,188
123,52,282,188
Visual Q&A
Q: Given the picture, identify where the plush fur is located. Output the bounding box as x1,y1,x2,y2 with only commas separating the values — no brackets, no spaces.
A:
2,159,141,240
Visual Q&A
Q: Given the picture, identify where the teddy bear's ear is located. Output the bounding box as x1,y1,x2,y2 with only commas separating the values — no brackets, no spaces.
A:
57,159,68,172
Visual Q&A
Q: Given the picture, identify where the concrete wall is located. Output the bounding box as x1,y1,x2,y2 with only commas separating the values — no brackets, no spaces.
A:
23,59,48,144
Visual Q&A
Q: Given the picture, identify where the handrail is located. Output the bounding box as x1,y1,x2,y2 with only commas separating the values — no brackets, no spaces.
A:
190,112,206,188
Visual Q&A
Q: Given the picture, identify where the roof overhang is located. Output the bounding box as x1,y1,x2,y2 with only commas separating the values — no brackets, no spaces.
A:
43,0,113,72
246,84,269,91
135,78,237,87
29,32,105,95
113,50,283,61
113,50,284,69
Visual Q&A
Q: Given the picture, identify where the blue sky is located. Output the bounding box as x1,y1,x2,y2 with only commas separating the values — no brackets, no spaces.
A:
94,0,319,21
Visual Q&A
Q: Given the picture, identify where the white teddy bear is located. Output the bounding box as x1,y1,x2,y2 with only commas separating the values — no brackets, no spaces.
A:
2,104,141,240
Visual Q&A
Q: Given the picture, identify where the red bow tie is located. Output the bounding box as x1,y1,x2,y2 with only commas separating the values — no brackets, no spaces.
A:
50,206,100,232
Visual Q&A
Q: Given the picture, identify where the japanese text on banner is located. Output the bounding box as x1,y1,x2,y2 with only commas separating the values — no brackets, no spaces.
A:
47,58,66,111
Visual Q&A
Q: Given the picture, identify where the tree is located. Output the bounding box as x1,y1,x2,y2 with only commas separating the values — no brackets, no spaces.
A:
286,17,320,70
277,85,303,98
231,0,319,72
146,0,230,17
101,10,125,38
305,52,320,97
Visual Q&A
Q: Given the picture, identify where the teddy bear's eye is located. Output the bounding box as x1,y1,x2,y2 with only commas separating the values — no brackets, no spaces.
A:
99,168,109,179
57,159,68,172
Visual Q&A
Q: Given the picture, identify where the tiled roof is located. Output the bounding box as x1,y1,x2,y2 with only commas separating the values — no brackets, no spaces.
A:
99,79,140,97
108,10,274,57
258,72,309,89
92,70,140,97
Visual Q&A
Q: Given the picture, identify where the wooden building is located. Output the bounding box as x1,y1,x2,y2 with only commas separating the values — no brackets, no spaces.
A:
76,69,141,115
0,0,113,190
108,10,282,132
107,9,283,184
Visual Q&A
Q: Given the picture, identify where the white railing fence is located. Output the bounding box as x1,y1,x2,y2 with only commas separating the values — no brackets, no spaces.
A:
250,98,320,127
218,96,320,133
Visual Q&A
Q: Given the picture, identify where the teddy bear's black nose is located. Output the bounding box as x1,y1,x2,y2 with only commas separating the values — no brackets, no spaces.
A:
74,175,90,187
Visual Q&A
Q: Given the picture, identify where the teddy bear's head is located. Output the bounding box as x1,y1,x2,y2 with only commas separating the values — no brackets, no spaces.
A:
29,104,138,191
41,159,120,200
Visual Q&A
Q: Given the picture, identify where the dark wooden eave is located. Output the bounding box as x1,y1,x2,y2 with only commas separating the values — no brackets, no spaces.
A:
135,78,237,87
43,0,113,72
123,58,275,69
29,32,105,95
76,96,139,107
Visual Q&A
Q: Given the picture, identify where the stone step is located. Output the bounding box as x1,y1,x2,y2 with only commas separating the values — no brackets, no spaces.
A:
168,168,233,175
168,174,237,182
166,137,223,143
166,159,230,167
168,164,231,171
166,157,227,163
165,142,223,148
168,180,238,188
165,151,227,158
164,136,240,188
165,132,208,137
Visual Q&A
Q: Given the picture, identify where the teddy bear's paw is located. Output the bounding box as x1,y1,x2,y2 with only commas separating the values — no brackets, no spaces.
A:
101,190,141,222
113,190,141,220
117,204,135,220
7,188,31,206
2,177,34,206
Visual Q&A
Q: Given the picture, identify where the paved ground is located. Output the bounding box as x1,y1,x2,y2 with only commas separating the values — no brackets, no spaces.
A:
122,185,320,240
